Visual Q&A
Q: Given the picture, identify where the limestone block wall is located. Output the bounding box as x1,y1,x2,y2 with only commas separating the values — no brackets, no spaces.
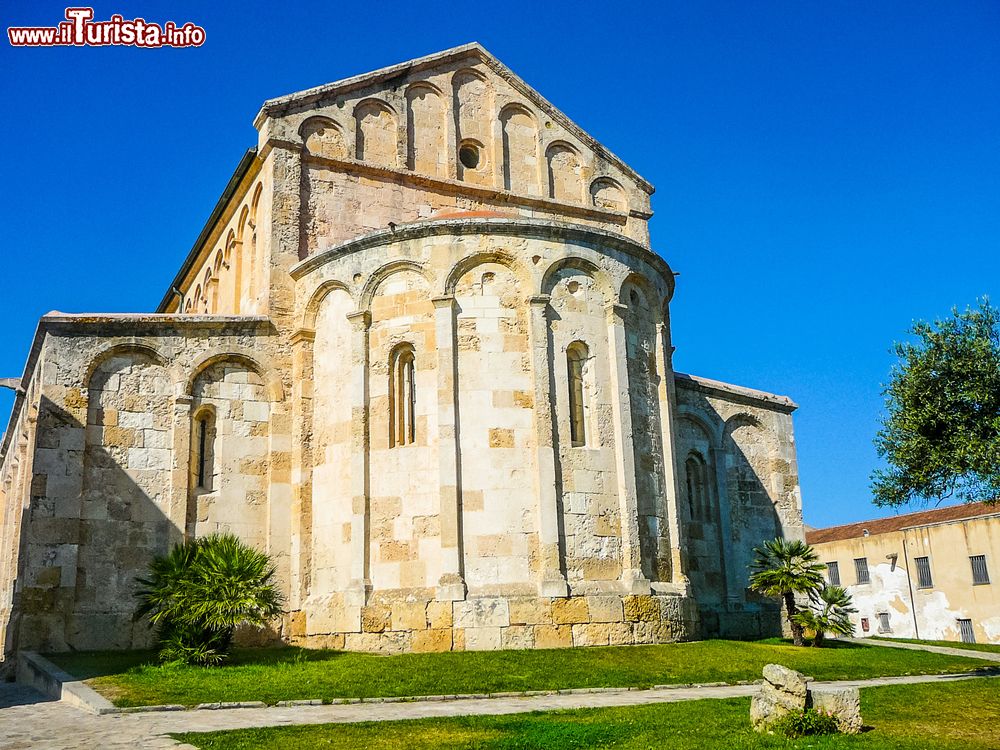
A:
0,316,291,655
673,373,802,637
286,218,705,651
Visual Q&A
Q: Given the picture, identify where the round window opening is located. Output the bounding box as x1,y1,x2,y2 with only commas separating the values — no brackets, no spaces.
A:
459,143,481,170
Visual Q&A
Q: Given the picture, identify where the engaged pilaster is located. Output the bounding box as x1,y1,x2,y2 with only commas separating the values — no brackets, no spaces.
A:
528,294,569,598
606,302,651,595
346,310,372,605
432,295,467,601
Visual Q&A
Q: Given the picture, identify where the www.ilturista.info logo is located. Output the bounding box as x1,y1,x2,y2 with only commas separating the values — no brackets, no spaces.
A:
8,7,205,48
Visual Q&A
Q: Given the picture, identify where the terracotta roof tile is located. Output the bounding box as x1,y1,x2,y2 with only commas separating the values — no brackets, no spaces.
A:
806,501,1000,545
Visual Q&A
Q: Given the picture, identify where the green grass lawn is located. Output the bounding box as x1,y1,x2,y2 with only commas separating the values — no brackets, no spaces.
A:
173,676,1000,750
46,639,995,708
872,636,1000,655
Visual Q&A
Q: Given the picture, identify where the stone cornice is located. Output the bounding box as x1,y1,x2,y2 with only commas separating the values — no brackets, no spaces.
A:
274,140,647,223
674,371,798,412
290,217,675,297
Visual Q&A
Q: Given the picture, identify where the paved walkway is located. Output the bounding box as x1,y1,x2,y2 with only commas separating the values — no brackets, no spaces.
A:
1,668,996,750
844,637,1000,662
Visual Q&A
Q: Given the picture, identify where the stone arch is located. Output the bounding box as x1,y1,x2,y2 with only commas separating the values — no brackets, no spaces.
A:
443,250,529,296
619,273,664,324
500,103,540,195
676,408,723,450
250,182,263,220
406,82,446,177
186,351,284,403
80,346,174,646
360,259,433,310
354,99,398,167
590,177,626,211
83,343,167,390
301,279,355,331
300,115,347,160
546,141,584,203
213,249,225,275
188,358,273,547
540,256,614,301
452,68,492,185
723,412,781,552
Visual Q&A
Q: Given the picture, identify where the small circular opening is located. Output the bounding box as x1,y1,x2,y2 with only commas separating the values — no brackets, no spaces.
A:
459,143,481,170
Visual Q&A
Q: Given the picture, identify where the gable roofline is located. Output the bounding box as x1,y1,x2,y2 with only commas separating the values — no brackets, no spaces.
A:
252,42,654,195
806,500,1000,545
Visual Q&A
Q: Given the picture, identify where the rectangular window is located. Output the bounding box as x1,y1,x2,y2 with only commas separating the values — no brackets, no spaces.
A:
914,556,933,588
958,618,976,644
970,555,990,585
854,557,870,585
877,612,891,633
826,561,841,586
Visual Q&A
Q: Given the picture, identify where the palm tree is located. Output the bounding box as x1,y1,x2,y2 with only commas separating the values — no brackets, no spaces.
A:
793,585,857,647
749,538,826,647
136,533,284,665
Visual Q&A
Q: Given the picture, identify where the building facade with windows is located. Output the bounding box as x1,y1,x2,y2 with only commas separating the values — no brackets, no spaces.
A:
807,502,1000,644
0,44,804,659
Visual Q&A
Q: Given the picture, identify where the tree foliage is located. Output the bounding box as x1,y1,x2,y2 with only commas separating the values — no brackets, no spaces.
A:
792,585,856,647
135,533,284,665
749,538,826,647
872,298,1000,508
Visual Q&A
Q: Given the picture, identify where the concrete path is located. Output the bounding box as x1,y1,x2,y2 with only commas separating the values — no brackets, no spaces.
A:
1,670,996,750
845,637,1000,662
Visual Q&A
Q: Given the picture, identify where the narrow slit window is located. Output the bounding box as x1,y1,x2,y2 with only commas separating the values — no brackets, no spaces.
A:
826,561,841,586
390,344,416,448
914,556,933,588
567,342,588,447
192,410,215,492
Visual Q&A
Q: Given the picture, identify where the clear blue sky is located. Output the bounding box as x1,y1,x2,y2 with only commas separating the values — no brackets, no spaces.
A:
2,1,998,528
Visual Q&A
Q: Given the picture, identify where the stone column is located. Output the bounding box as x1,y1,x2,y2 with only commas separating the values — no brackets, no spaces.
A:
288,329,316,611
528,295,568,597
712,447,742,607
606,303,651,594
345,311,372,607
654,320,690,591
172,395,194,540
432,296,467,601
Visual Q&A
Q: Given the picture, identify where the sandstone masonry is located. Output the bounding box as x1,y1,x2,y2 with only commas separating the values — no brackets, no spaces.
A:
0,44,803,661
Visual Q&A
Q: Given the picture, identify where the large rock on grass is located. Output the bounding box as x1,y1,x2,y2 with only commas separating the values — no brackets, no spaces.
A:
750,663,809,730
809,686,863,734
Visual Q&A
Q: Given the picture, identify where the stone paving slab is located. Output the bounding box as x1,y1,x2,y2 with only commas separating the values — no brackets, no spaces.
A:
1,671,996,749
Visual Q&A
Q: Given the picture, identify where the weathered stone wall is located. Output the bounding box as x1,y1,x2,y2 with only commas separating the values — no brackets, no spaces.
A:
0,318,291,655
674,374,802,638
0,45,805,659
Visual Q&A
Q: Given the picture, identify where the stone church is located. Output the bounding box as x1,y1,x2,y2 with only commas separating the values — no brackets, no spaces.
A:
0,44,803,659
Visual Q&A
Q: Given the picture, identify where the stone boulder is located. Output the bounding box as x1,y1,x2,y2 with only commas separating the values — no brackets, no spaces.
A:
809,686,863,734
751,664,864,735
750,663,809,730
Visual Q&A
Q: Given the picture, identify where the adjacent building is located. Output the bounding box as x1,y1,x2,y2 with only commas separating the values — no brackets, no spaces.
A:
807,502,1000,644
0,44,805,660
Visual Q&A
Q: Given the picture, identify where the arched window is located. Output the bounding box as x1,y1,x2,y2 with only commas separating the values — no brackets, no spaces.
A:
685,452,711,520
390,344,416,447
567,341,589,447
192,409,217,492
